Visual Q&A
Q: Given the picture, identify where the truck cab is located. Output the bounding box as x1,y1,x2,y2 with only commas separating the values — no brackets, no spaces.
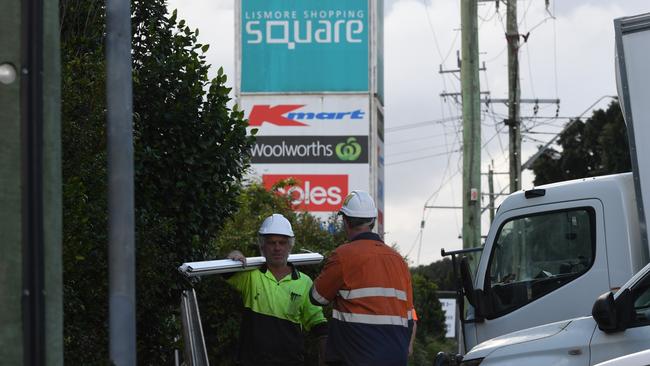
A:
446,10,650,361
463,173,644,349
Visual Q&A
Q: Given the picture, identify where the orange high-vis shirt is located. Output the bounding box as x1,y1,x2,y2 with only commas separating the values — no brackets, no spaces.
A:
311,232,414,365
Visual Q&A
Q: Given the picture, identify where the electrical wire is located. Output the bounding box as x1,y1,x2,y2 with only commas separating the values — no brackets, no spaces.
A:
519,0,535,28
385,148,462,167
482,68,508,158
420,0,446,63
419,0,462,98
405,225,423,258
387,130,461,146
387,144,451,158
385,115,462,133
525,16,554,34
521,21,536,99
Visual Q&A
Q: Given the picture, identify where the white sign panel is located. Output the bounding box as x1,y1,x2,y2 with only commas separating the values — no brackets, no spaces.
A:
440,298,457,338
240,94,370,136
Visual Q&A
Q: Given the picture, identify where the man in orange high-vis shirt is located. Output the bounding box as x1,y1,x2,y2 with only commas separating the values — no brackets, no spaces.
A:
310,191,415,366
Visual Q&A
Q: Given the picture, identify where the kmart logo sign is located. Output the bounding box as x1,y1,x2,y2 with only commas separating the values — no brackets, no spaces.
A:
251,136,368,164
247,104,365,127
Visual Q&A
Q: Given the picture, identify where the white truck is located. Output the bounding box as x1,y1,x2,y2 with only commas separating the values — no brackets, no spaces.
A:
440,11,650,366
457,258,650,365
440,10,650,358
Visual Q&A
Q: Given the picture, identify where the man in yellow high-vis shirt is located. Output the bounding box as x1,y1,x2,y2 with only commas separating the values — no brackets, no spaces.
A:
226,214,327,366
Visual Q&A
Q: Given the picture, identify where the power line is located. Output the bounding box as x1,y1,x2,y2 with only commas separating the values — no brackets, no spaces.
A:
387,130,461,146
387,144,451,158
521,95,618,170
385,116,461,133
519,0,535,28
385,148,462,167
420,0,446,63
482,68,508,158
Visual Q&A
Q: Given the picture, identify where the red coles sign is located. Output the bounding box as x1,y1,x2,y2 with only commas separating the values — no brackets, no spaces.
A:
263,174,348,212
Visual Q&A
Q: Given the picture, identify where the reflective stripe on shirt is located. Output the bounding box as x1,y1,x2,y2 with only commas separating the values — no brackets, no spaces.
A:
338,287,407,301
332,309,409,327
311,286,330,306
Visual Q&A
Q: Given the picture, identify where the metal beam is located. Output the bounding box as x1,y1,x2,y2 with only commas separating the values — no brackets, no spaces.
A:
481,98,560,104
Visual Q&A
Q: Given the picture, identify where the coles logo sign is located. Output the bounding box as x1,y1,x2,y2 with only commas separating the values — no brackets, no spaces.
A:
263,174,348,212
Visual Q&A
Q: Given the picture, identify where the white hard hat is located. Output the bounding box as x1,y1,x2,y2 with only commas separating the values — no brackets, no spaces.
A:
258,214,294,237
339,190,377,218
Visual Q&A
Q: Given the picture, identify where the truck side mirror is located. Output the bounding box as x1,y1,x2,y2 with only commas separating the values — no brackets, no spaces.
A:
460,256,476,307
592,291,620,333
460,256,492,319
592,289,633,333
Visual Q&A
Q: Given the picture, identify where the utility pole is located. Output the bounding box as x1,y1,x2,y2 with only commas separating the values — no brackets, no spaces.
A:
106,0,136,364
461,0,481,250
506,0,521,192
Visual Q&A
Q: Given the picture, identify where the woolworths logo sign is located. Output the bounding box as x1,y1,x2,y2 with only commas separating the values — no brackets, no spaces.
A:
335,137,362,161
251,135,368,164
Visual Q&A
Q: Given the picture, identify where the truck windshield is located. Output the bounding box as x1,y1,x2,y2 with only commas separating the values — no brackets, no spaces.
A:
486,208,595,317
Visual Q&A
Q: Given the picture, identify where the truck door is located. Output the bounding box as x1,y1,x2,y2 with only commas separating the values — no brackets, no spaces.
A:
469,199,609,347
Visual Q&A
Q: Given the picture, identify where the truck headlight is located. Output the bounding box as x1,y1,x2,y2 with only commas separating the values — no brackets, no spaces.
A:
460,358,484,366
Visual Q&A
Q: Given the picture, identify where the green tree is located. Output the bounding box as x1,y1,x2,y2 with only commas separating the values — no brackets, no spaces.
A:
531,101,630,185
60,1,110,362
408,273,455,366
412,258,456,291
411,274,446,341
61,0,253,363
407,259,461,365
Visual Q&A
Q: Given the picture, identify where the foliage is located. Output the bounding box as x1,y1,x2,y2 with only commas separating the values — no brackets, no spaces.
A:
531,101,630,185
411,274,447,341
407,260,460,365
60,0,253,363
198,183,346,364
405,273,450,365
412,258,456,291
60,1,109,362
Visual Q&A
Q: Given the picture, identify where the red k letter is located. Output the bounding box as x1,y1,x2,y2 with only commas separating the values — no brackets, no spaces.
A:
248,105,307,126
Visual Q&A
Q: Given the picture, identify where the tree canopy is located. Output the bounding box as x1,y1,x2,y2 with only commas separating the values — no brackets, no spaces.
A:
530,101,630,185
408,260,457,365
61,0,252,363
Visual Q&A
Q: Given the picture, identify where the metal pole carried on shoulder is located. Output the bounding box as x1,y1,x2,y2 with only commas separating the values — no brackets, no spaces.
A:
176,252,325,365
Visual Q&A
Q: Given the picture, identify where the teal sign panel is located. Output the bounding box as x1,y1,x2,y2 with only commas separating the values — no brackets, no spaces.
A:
241,0,369,92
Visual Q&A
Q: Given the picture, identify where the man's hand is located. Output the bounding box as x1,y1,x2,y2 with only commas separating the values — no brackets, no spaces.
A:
227,250,246,267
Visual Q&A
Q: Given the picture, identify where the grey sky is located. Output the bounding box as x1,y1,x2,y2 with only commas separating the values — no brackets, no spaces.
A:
167,0,649,265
